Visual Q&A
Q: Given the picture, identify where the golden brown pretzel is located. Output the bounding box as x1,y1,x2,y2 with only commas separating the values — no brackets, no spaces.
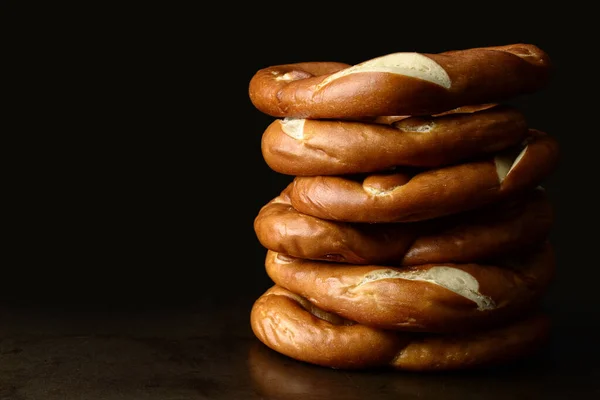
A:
265,242,554,333
255,187,553,265
262,104,528,175
289,130,559,223
250,286,550,371
249,44,550,118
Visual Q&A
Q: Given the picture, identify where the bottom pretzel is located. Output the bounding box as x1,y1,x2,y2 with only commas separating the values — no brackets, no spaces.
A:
250,286,550,371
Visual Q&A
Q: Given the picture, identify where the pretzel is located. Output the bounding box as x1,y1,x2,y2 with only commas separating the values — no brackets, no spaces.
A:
288,130,558,223
264,242,554,333
255,187,553,265
249,44,550,118
262,104,529,175
251,286,550,370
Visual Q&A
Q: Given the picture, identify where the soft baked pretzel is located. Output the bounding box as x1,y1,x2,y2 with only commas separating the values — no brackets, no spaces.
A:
261,104,528,175
255,187,553,265
249,44,550,118
289,130,559,223
264,242,554,332
251,286,550,370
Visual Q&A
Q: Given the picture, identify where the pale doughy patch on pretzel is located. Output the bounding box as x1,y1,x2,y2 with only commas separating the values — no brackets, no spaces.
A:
274,73,294,82
394,121,435,132
316,53,452,90
495,145,529,183
363,185,402,196
357,267,496,311
280,118,305,140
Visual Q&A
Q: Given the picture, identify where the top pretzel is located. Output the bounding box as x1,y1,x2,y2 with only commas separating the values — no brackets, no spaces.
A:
249,44,551,118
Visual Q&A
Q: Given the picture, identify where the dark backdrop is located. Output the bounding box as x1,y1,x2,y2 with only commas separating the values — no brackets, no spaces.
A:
9,6,596,322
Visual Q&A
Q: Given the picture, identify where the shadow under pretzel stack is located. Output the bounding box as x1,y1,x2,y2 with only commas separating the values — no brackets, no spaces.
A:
248,44,559,371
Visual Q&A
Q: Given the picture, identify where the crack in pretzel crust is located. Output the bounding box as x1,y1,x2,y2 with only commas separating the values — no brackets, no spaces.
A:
495,142,529,182
279,118,305,140
357,267,496,311
315,52,452,90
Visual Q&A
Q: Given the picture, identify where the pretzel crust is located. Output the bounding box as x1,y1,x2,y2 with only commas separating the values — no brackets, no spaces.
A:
249,44,550,118
262,104,528,175
264,242,554,332
289,130,559,223
255,187,553,265
251,286,550,370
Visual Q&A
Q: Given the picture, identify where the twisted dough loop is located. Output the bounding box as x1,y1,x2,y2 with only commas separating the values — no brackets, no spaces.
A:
251,286,550,371
265,243,554,333
249,44,550,118
262,104,529,176
289,131,559,223
254,187,553,265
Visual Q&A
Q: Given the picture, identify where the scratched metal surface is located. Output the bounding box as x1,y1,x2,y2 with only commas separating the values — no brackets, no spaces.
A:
1,293,598,400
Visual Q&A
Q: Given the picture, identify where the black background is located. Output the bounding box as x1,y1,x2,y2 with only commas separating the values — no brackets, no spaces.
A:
4,1,596,347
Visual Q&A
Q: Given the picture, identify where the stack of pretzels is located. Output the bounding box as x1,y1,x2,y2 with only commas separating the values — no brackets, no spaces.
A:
248,44,559,371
